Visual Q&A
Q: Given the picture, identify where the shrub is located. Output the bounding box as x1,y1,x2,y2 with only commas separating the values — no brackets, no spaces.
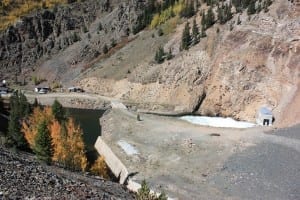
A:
136,180,167,200
90,156,109,179
157,28,164,36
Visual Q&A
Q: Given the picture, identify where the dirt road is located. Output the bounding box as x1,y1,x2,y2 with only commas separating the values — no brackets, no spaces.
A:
24,92,114,109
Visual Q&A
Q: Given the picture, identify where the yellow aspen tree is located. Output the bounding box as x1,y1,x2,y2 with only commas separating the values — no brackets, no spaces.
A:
50,120,66,163
22,106,54,149
65,118,88,171
90,156,109,179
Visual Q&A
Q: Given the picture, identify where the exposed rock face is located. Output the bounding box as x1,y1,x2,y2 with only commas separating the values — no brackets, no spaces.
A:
80,0,300,126
1,0,299,126
0,146,134,199
0,0,144,82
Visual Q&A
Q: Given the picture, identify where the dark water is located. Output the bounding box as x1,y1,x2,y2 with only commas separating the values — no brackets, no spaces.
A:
66,108,106,161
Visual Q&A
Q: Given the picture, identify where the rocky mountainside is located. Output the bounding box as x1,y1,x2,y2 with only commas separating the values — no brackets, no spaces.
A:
79,0,300,126
0,0,299,126
0,0,144,83
0,146,134,199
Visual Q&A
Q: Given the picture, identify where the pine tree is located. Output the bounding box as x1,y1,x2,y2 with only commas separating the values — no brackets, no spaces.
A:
19,92,30,117
6,91,29,150
34,120,53,164
137,180,153,200
206,6,215,28
33,98,39,108
103,44,108,54
52,100,66,122
155,46,165,64
237,15,241,25
192,18,200,45
201,13,206,29
166,48,173,60
180,22,191,51
111,38,116,48
247,0,256,15
201,25,207,38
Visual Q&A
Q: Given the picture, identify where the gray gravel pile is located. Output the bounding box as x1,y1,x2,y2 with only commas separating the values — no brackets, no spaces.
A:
0,147,134,200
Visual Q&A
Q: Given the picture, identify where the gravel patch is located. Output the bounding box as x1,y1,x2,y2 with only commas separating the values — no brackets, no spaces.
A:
0,147,134,200
210,142,300,200
267,124,300,140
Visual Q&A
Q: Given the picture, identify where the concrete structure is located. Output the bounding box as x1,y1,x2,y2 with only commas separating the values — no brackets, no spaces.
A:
257,107,273,126
94,136,129,184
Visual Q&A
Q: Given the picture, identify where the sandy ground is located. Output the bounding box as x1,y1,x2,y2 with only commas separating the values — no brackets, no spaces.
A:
100,108,300,200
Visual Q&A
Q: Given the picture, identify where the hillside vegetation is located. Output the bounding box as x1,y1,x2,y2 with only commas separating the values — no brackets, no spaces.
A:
0,0,71,30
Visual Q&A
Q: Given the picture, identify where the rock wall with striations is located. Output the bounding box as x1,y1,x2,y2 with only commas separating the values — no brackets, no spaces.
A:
0,0,145,82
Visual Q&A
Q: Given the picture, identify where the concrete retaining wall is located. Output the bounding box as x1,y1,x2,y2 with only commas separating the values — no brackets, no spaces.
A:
94,136,129,184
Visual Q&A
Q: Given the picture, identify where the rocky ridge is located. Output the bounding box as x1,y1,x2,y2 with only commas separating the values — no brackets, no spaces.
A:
0,146,134,199
0,0,144,83
79,0,300,126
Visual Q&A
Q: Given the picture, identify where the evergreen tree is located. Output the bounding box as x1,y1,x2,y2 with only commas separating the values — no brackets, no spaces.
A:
19,92,30,117
217,4,224,24
192,18,200,45
33,98,39,108
111,38,116,48
201,25,207,38
166,48,173,60
34,120,53,164
180,22,191,51
181,0,195,18
155,46,165,64
247,0,256,15
237,15,241,25
201,13,206,29
52,100,66,122
103,44,108,54
6,91,29,150
225,3,233,21
206,6,215,28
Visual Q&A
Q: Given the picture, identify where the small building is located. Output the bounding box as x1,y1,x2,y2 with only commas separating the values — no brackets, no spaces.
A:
257,107,273,126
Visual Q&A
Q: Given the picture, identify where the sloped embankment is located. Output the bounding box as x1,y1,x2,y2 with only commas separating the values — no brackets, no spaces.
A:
0,147,134,199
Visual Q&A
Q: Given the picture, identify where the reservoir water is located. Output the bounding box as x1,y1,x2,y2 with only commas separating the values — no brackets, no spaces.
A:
67,108,106,160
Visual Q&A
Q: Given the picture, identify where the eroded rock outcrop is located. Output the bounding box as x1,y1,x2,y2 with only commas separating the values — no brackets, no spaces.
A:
0,0,144,82
80,0,300,126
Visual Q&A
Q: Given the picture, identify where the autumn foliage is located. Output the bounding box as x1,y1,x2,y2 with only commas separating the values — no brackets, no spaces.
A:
22,107,54,149
22,105,87,171
0,0,69,30
90,156,109,179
